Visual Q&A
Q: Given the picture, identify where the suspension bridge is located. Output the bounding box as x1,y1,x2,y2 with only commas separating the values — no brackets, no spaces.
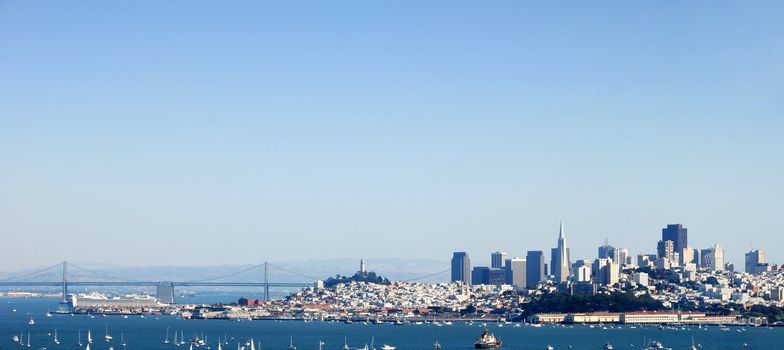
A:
0,261,451,306
0,261,319,303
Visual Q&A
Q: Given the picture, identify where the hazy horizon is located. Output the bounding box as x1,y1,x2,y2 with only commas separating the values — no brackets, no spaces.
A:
2,1,782,270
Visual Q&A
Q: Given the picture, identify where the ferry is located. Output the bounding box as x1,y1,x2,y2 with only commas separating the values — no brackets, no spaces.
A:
474,329,502,349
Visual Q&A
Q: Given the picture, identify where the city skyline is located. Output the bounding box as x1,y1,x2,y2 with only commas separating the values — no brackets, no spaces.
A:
2,1,783,269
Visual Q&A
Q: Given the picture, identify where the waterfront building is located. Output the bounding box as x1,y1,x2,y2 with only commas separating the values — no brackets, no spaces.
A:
662,224,688,253
526,250,545,288
451,252,471,285
491,251,507,268
505,258,526,289
552,221,571,283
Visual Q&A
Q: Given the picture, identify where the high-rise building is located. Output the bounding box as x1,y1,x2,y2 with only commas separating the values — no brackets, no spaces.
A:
598,240,615,260
491,251,507,269
471,266,489,285
574,265,591,282
680,247,695,267
471,266,505,286
359,258,366,274
451,252,471,285
552,221,571,283
505,258,526,289
593,258,618,286
662,224,688,253
702,244,724,271
657,240,675,260
746,249,769,275
526,250,545,288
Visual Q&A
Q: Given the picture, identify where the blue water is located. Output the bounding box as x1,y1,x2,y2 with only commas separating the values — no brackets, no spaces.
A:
1,298,781,350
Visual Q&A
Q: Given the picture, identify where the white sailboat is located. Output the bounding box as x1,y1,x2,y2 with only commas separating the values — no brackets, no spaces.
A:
105,325,113,342
87,330,93,344
164,327,170,344
27,332,31,348
54,328,60,344
175,330,180,347
86,344,91,350
181,331,186,346
121,333,126,347
217,342,223,350
289,337,296,350
78,330,83,347
249,338,256,350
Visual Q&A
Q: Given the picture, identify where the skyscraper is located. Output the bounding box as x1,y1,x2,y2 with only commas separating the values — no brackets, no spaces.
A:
662,224,688,253
451,252,471,285
702,244,724,271
491,251,507,269
553,221,571,283
598,239,615,260
505,258,526,289
526,250,545,288
745,249,769,274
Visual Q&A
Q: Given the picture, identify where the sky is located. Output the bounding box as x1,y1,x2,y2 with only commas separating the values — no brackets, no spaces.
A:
1,1,782,271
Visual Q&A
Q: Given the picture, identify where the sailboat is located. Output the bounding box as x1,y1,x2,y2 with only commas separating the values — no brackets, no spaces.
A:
319,341,325,350
105,325,113,342
86,344,91,350
27,332,31,348
342,337,349,350
164,327,170,344
87,330,93,344
217,341,223,350
289,337,296,350
175,330,179,347
249,338,256,350
181,331,186,346
690,337,697,350
78,330,83,347
54,328,60,345
121,333,126,347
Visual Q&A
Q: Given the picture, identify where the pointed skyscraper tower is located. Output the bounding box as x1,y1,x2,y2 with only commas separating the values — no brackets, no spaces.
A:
554,221,570,282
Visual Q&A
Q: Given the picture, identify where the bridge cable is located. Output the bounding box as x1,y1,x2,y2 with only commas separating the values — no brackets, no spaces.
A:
0,263,63,282
265,262,319,281
402,268,451,282
67,263,144,282
183,262,268,283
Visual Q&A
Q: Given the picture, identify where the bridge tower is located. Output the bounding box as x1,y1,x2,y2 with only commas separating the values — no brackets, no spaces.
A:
61,261,68,303
264,261,269,302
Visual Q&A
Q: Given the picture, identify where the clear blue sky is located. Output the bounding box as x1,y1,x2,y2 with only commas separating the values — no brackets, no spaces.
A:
1,1,782,270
